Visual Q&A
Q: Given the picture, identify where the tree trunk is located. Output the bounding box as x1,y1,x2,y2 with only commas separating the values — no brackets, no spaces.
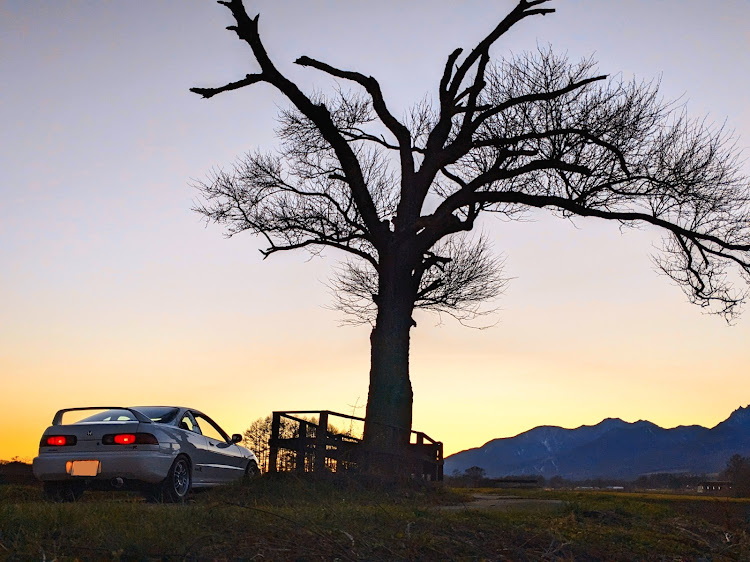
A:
362,255,415,474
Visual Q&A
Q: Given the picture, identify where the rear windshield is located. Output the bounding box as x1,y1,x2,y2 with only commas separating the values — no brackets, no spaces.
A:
134,407,179,424
74,407,179,424
76,409,138,423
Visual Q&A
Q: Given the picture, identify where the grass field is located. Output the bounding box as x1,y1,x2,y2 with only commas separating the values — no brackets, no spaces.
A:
2,475,750,560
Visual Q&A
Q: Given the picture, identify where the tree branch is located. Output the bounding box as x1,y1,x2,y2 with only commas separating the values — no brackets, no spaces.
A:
191,0,388,248
446,0,555,100
473,75,607,131
190,73,264,99
294,56,412,155
467,192,750,255
260,237,379,267
474,127,631,175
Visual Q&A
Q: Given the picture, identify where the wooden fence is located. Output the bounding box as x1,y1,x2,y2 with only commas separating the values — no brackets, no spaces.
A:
267,410,443,481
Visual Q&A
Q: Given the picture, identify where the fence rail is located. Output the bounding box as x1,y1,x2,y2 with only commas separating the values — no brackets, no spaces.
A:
267,410,443,481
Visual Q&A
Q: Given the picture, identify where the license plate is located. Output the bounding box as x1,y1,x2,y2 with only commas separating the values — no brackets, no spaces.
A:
67,460,101,477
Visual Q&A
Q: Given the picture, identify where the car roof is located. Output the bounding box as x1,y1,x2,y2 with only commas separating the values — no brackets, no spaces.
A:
132,406,199,412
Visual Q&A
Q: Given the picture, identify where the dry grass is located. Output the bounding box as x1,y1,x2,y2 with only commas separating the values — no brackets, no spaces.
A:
2,476,750,560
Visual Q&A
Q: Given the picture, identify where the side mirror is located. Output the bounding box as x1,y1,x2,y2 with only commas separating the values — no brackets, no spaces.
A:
231,434,243,444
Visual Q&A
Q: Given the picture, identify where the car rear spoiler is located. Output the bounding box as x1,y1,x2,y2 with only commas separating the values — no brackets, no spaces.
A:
52,407,153,426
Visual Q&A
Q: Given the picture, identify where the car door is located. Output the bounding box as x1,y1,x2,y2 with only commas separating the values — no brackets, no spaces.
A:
192,412,246,483
175,411,210,485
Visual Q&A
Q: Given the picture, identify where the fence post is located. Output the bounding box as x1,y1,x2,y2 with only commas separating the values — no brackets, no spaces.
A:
437,442,444,481
315,411,329,473
414,432,425,480
296,421,308,473
268,412,281,474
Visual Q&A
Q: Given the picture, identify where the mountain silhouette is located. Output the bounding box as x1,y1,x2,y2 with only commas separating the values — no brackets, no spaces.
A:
445,406,750,480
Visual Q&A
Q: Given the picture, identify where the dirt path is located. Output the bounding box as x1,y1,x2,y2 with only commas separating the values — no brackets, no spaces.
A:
437,494,565,511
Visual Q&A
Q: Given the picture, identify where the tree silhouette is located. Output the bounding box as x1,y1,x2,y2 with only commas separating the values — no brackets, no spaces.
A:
192,0,750,470
721,454,750,497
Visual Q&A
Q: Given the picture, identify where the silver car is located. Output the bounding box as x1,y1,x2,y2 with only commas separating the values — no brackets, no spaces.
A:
32,406,259,502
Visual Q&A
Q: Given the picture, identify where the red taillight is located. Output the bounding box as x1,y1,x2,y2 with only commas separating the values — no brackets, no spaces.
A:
102,433,158,445
44,435,76,446
114,434,136,445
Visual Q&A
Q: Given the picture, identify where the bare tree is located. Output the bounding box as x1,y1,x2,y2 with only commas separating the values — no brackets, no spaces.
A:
192,0,750,471
721,454,750,497
243,415,284,473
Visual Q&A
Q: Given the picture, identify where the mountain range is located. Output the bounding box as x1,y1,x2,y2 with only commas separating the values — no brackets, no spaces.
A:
444,405,750,480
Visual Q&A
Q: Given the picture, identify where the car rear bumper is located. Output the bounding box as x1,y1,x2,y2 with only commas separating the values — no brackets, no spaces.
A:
33,450,176,484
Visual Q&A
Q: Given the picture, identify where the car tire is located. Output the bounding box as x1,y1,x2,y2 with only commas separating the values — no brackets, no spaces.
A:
43,482,84,502
244,459,259,481
161,455,192,503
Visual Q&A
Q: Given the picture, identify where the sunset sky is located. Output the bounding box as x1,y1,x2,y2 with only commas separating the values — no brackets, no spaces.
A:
2,0,749,462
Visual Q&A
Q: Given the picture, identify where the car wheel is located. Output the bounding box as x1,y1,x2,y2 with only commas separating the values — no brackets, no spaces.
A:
43,482,84,502
161,455,191,503
244,459,259,481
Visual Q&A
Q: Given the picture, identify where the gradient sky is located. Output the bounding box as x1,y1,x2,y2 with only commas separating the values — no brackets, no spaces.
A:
2,0,749,461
